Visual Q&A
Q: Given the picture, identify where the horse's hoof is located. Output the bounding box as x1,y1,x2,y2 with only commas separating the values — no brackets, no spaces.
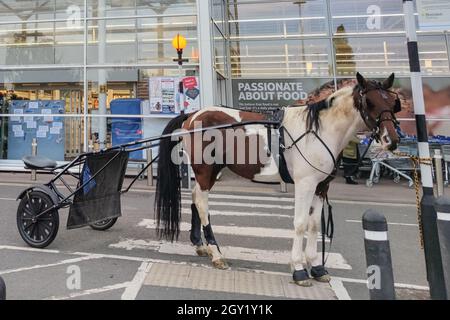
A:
195,246,209,257
212,259,229,270
295,279,313,287
310,265,330,283
314,274,331,283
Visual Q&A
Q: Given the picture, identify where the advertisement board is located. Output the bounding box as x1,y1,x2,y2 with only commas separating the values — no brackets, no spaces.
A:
149,76,200,114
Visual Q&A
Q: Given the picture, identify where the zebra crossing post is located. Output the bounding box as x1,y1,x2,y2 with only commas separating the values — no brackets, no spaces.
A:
0,276,5,300
362,209,395,300
403,0,446,300
434,196,450,298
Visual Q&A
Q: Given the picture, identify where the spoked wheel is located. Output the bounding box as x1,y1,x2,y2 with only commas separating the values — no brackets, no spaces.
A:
90,218,118,231
17,191,59,248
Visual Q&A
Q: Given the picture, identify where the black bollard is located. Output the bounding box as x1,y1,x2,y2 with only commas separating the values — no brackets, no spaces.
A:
434,196,450,299
0,276,5,300
362,209,396,300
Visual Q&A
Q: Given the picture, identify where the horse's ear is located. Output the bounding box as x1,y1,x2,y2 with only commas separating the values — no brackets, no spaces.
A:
382,73,395,89
356,72,367,89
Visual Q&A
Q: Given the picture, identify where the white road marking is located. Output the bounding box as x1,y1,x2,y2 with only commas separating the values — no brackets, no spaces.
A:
346,219,418,227
0,245,427,295
182,199,294,210
181,207,291,219
137,218,329,241
0,254,102,275
121,262,153,300
109,239,351,270
0,197,16,201
45,282,130,300
332,276,429,291
182,193,294,203
0,245,60,254
330,278,351,300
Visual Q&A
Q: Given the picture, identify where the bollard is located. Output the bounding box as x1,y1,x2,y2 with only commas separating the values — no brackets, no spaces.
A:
31,138,37,181
146,148,154,186
280,182,287,193
434,149,445,196
362,209,396,300
0,276,5,300
434,196,450,299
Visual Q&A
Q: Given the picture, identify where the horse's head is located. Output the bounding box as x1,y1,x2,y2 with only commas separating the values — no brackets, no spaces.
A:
354,72,401,151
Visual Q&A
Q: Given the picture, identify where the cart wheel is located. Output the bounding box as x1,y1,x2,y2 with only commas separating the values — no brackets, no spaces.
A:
17,191,59,248
394,175,401,183
90,218,118,231
373,177,379,184
366,180,374,188
408,181,414,188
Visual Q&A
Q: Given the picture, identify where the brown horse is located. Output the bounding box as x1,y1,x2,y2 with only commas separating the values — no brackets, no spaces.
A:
155,73,401,287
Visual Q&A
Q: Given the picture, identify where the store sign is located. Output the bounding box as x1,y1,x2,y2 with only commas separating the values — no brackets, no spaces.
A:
149,77,200,114
232,79,327,112
417,0,450,31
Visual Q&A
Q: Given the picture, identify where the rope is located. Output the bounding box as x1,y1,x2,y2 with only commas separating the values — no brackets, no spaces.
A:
392,151,433,249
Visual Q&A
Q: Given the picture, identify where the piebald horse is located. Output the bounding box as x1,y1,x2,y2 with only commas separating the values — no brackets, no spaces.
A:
155,73,401,286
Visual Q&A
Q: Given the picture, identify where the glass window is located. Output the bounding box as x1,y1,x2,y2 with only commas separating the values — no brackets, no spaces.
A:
418,35,450,75
0,1,85,23
330,0,404,35
0,21,84,65
229,0,328,39
87,16,198,65
334,36,408,77
231,39,332,78
87,0,196,18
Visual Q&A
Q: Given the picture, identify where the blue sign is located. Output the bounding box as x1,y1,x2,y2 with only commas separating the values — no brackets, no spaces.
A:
8,100,65,161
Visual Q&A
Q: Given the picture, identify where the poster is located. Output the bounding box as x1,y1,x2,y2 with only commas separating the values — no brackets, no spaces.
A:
149,76,200,114
232,78,331,112
417,0,450,31
299,77,450,138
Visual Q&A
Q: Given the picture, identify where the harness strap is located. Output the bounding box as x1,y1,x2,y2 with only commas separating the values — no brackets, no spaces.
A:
281,126,338,178
321,195,334,266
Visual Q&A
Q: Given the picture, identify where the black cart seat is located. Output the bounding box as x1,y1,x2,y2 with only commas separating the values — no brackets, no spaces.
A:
23,155,57,170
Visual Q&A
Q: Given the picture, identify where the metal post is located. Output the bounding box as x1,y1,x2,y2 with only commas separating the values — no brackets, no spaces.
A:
403,0,446,299
280,181,288,193
435,149,445,196
31,138,37,181
362,209,396,300
434,196,450,298
146,148,154,186
0,276,5,300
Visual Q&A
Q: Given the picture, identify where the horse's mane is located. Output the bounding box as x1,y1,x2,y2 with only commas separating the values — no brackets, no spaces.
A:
305,97,334,132
304,85,357,131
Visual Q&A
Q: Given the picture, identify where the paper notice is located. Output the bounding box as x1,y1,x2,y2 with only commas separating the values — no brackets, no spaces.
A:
38,125,49,132
14,130,24,137
50,127,60,135
36,131,47,138
41,109,52,114
12,109,23,122
44,116,54,122
29,101,39,109
52,121,63,129
26,121,37,129
12,124,22,132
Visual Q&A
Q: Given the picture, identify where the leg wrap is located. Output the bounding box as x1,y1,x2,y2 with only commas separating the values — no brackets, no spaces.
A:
190,204,203,246
293,269,310,282
310,265,329,278
203,224,218,247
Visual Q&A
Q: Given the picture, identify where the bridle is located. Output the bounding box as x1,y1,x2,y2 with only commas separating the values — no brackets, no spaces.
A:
356,84,401,142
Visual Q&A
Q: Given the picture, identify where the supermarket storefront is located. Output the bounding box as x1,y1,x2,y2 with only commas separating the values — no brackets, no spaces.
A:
0,0,449,168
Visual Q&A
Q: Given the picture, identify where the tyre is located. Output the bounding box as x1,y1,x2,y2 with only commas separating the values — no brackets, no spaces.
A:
89,218,118,231
17,190,59,248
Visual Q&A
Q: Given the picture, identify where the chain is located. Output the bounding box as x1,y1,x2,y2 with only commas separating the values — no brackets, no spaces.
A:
393,152,433,249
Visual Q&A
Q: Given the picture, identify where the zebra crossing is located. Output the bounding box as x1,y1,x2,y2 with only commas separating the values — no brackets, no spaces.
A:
110,190,351,272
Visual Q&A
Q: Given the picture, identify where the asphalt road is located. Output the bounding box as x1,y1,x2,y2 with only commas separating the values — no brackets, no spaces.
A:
0,182,430,300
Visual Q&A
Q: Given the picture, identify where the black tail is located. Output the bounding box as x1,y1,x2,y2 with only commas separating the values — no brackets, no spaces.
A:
155,113,190,242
